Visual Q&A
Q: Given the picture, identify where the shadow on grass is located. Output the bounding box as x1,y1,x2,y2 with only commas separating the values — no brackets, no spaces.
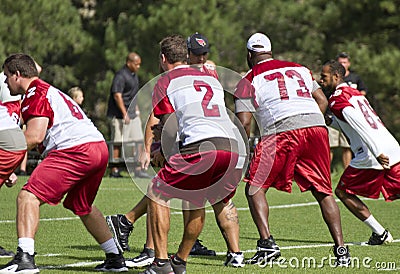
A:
241,236,333,244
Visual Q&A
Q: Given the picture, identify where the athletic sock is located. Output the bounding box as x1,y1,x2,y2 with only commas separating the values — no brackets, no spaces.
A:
171,254,186,265
18,237,35,256
363,215,385,235
100,238,119,254
154,258,169,266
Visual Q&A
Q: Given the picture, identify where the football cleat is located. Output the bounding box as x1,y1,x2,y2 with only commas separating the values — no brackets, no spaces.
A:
0,247,14,257
139,260,174,274
169,254,186,274
106,214,133,252
224,252,245,267
0,247,39,273
367,229,393,245
246,236,281,265
94,252,128,272
125,245,155,268
189,239,216,256
333,245,350,267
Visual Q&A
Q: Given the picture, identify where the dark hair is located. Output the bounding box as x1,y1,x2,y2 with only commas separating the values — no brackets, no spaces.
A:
2,53,39,77
160,34,188,64
323,60,346,77
336,52,350,60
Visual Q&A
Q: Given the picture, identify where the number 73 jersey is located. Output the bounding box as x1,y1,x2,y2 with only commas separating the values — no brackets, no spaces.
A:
153,65,238,147
21,79,104,154
234,59,323,134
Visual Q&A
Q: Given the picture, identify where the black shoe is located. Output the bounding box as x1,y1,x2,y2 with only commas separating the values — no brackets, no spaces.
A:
189,239,216,256
170,254,187,274
139,259,174,274
333,245,350,267
246,236,281,265
95,252,128,272
0,246,14,257
134,170,152,179
15,170,26,176
109,170,123,178
0,247,39,273
367,229,393,245
106,214,133,252
125,245,155,268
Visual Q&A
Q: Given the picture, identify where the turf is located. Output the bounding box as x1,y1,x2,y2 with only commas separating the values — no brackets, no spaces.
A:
0,170,399,273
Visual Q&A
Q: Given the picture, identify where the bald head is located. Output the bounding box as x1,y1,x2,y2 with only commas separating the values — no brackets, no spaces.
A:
127,52,140,63
126,52,141,73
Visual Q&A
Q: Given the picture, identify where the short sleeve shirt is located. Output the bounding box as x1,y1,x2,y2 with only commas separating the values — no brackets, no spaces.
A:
106,66,139,119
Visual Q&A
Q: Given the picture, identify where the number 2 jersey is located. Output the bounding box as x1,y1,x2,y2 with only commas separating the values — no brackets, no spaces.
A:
21,79,104,155
153,65,240,148
234,59,325,135
329,83,400,169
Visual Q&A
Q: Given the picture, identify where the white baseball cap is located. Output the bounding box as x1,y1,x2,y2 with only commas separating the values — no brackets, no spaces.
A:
247,33,272,52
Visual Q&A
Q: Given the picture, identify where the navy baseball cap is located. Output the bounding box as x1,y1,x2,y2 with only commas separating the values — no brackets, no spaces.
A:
187,33,210,55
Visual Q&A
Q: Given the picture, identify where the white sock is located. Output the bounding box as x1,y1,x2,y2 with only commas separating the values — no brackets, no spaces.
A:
18,237,35,255
363,215,385,235
100,238,119,254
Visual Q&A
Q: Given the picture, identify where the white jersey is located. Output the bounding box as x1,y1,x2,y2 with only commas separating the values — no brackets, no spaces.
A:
1,72,21,124
153,65,238,146
234,59,324,134
0,103,19,131
329,83,400,169
21,79,104,155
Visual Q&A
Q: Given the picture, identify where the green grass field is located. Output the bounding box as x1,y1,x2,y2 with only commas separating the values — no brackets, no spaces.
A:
1,169,399,273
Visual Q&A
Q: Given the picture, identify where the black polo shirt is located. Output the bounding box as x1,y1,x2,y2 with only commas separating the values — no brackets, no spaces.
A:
107,65,139,119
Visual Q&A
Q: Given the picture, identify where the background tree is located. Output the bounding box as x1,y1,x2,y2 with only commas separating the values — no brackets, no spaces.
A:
1,0,399,140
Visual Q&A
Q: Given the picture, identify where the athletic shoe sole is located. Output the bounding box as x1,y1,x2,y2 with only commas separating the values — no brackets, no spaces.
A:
125,257,155,268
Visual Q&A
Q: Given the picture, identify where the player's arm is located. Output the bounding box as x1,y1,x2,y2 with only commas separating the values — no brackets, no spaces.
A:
312,87,328,114
113,92,129,124
236,112,253,137
342,107,389,168
159,113,178,159
24,117,49,150
139,111,160,170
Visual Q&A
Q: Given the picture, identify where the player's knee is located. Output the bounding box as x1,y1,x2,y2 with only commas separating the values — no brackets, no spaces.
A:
334,187,345,200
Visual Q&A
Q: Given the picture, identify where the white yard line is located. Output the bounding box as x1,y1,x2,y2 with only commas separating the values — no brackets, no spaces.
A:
0,197,384,223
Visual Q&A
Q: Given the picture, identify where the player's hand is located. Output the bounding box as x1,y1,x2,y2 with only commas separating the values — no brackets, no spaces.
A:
5,173,18,188
377,153,390,169
324,114,333,125
123,115,131,125
151,150,165,168
139,149,151,170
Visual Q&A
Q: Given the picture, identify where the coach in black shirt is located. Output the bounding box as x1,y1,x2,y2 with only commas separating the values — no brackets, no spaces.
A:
336,52,368,95
107,52,150,178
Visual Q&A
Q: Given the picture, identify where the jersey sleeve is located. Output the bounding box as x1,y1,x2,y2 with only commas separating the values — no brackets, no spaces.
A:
22,87,54,127
234,74,257,113
110,72,125,94
312,80,321,93
328,89,353,121
152,76,175,118
341,106,381,157
356,75,368,93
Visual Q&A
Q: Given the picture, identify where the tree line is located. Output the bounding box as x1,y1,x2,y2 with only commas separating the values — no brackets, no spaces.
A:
1,0,399,139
